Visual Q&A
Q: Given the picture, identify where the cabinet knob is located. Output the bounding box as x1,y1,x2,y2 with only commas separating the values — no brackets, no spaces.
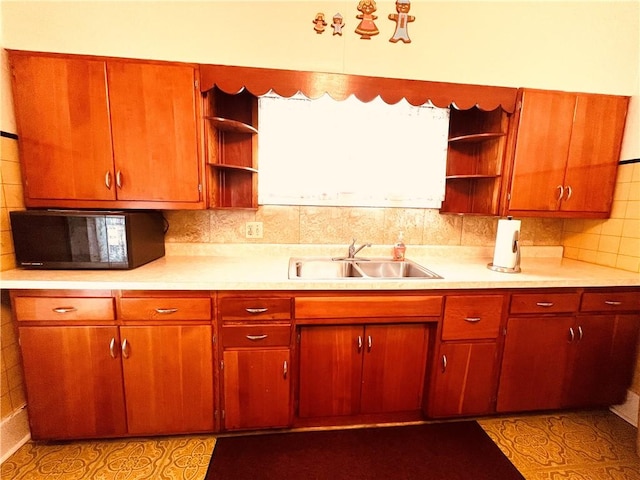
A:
604,300,622,306
121,338,130,358
245,307,269,314
246,334,268,341
52,306,77,314
536,302,554,308
155,308,179,314
565,185,573,201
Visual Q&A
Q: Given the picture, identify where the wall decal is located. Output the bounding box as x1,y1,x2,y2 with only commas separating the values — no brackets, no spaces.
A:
313,12,327,34
389,0,414,43
355,0,379,39
331,13,345,36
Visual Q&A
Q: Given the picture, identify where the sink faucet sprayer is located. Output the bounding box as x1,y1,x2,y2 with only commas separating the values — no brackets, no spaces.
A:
348,239,371,258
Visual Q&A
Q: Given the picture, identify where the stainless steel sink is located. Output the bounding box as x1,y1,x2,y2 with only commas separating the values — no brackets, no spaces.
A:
288,257,442,280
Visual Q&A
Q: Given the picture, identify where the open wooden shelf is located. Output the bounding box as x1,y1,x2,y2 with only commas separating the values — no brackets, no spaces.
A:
203,88,258,209
441,107,510,216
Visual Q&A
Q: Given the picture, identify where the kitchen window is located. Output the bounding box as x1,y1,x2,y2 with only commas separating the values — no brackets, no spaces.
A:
258,92,450,208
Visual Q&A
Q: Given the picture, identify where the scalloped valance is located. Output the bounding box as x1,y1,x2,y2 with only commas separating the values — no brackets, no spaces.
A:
199,64,517,113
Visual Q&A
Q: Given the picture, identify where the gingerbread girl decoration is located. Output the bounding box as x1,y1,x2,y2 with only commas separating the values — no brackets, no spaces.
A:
388,0,415,43
355,0,379,39
313,12,327,34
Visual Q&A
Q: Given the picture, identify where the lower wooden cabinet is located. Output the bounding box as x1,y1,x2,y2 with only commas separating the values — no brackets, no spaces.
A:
218,295,293,431
430,342,498,417
298,324,429,418
13,291,215,440
497,290,640,413
19,325,127,440
429,294,505,418
120,325,214,435
222,349,290,430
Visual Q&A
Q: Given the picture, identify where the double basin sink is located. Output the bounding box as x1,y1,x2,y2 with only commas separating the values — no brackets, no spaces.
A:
288,257,443,280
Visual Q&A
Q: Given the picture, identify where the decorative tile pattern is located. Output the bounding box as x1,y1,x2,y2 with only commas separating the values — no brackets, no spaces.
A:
1,435,216,480
2,411,638,479
479,410,640,479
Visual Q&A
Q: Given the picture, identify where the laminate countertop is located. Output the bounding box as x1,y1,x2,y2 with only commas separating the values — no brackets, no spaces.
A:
1,244,639,291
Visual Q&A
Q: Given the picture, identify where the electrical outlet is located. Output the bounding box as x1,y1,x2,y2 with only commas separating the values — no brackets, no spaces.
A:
245,222,263,239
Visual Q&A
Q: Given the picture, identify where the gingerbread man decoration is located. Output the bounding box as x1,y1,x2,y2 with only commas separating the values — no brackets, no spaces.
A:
389,0,415,43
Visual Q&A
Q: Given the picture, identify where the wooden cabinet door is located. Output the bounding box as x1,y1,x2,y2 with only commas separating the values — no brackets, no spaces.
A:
10,53,115,203
561,94,628,214
566,313,639,407
298,326,363,418
19,326,126,440
107,61,201,203
497,316,574,412
120,325,214,435
360,324,428,413
508,90,575,212
223,349,290,430
430,342,498,417
563,315,616,407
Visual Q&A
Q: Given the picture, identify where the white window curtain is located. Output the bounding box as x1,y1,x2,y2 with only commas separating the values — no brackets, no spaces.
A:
258,92,450,208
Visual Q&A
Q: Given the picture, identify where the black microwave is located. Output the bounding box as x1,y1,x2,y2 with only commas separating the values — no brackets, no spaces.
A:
9,210,166,269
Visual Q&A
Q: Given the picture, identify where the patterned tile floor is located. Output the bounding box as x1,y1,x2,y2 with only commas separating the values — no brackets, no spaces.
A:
1,410,638,479
479,410,640,479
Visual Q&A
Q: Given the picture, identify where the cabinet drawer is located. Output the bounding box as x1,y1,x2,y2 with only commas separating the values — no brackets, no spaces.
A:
119,298,211,320
442,295,504,340
581,292,640,312
219,298,292,321
509,293,580,314
295,295,442,320
222,324,291,347
14,297,115,322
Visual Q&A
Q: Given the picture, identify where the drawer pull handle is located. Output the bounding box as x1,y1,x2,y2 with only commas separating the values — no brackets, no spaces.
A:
246,334,268,341
245,307,268,314
536,302,554,308
464,317,481,323
109,337,117,359
442,354,447,373
155,308,179,314
604,300,622,306
121,339,130,359
283,360,288,379
53,307,77,314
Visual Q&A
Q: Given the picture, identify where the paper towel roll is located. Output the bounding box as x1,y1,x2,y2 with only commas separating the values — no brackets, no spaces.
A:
492,218,521,269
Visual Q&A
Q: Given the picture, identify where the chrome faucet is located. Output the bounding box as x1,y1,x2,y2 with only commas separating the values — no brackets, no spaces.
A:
348,239,371,259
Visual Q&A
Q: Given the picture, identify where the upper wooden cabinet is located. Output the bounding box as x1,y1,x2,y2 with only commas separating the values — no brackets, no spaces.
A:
9,51,204,210
506,89,629,218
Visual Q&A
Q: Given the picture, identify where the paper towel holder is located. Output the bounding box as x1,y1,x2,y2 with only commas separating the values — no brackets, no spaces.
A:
487,228,521,273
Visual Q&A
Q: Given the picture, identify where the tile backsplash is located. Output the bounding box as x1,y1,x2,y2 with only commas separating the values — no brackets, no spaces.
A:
563,161,640,273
